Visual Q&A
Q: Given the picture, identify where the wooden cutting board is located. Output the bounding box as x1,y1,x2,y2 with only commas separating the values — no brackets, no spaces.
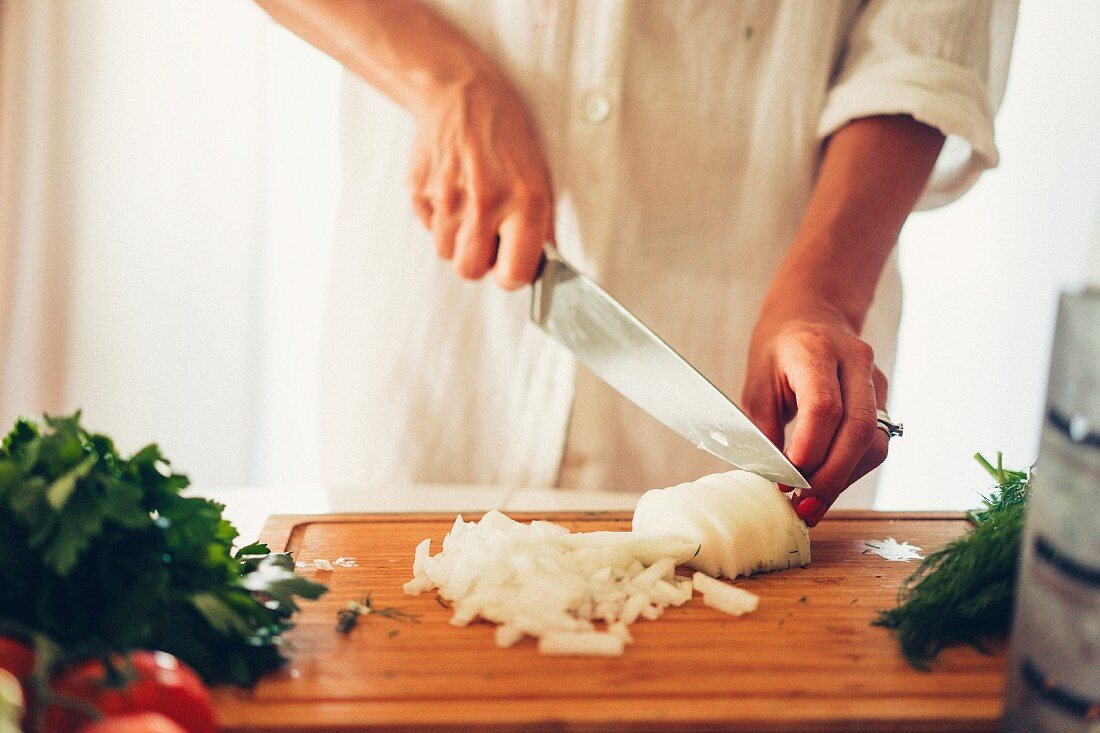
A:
212,511,1006,732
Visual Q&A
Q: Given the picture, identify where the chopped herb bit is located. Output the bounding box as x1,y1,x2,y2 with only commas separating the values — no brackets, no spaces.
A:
875,453,1031,669
336,608,359,635
336,592,420,634
388,628,400,638
798,596,807,604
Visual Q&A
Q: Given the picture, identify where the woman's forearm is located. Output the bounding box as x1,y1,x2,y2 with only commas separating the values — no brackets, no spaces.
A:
768,115,946,331
744,115,945,524
253,0,500,120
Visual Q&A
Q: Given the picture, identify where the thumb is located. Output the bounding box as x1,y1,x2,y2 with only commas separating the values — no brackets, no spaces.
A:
741,389,786,453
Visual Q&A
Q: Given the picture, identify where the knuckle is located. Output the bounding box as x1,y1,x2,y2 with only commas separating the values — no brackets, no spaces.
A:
469,189,502,220
795,327,833,355
806,391,843,419
850,339,875,365
512,182,550,212
472,199,495,220
437,188,463,216
845,406,880,440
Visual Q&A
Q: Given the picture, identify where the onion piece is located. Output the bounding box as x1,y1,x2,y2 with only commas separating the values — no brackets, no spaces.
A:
538,632,625,657
694,572,759,616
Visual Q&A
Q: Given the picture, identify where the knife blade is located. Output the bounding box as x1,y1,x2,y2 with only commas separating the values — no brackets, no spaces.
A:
530,246,810,489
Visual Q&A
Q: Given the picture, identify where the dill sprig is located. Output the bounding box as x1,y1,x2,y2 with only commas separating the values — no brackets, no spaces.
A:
336,592,420,635
874,452,1032,669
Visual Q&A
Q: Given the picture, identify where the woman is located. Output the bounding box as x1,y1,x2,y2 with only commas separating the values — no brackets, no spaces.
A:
256,0,1016,523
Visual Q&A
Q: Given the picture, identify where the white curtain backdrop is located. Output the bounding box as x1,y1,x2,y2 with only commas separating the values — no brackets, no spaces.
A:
0,0,339,487
0,0,1097,505
0,1,71,423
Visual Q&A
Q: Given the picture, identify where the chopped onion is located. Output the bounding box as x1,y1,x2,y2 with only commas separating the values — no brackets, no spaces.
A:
404,511,697,652
607,622,633,644
538,632,625,657
694,572,760,616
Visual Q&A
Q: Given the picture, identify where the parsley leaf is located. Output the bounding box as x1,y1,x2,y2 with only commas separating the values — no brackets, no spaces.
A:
0,412,327,686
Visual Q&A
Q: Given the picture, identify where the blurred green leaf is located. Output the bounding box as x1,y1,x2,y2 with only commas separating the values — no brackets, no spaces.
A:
0,412,327,686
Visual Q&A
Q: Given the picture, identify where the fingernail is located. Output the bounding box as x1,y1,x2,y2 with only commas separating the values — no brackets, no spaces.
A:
795,496,822,521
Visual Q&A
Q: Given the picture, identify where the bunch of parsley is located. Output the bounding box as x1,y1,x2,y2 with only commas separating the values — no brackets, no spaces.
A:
875,453,1031,668
0,413,326,686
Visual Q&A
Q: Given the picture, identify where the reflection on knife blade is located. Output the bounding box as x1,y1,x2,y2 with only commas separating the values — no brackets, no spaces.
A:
530,246,809,489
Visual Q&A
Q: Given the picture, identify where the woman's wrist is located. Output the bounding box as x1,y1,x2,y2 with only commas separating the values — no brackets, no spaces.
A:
408,55,518,125
763,239,879,334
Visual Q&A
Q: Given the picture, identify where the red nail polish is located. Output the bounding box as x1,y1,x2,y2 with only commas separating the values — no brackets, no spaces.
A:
795,496,822,521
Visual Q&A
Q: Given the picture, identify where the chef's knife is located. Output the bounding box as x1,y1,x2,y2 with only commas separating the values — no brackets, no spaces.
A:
530,245,810,489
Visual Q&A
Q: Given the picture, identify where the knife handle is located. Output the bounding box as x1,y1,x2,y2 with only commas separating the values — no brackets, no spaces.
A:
533,242,563,282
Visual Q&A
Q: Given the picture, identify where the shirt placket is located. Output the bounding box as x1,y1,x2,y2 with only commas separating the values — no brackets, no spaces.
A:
556,0,629,488
558,0,627,272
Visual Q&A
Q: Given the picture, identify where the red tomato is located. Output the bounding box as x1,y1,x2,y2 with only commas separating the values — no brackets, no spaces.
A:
43,651,217,733
0,636,34,683
0,636,35,725
79,712,188,733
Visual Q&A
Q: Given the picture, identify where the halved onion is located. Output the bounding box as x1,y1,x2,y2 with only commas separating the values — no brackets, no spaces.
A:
633,470,810,579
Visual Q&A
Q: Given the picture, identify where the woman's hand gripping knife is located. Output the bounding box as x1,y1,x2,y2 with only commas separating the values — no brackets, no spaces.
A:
742,115,944,526
255,0,553,290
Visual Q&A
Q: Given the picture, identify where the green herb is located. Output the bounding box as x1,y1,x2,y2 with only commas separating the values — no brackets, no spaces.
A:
874,452,1031,669
0,413,327,686
336,606,360,635
336,592,420,634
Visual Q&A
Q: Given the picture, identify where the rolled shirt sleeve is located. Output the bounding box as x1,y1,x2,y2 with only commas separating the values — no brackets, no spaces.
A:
818,0,1019,209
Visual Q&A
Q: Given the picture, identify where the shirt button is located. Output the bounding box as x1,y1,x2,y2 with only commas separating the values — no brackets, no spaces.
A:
581,91,612,124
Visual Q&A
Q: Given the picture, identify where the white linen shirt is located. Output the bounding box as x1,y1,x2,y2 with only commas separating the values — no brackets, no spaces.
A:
322,0,1017,509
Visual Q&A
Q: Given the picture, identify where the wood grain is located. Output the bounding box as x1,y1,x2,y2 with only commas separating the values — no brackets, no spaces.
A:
213,511,1006,732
